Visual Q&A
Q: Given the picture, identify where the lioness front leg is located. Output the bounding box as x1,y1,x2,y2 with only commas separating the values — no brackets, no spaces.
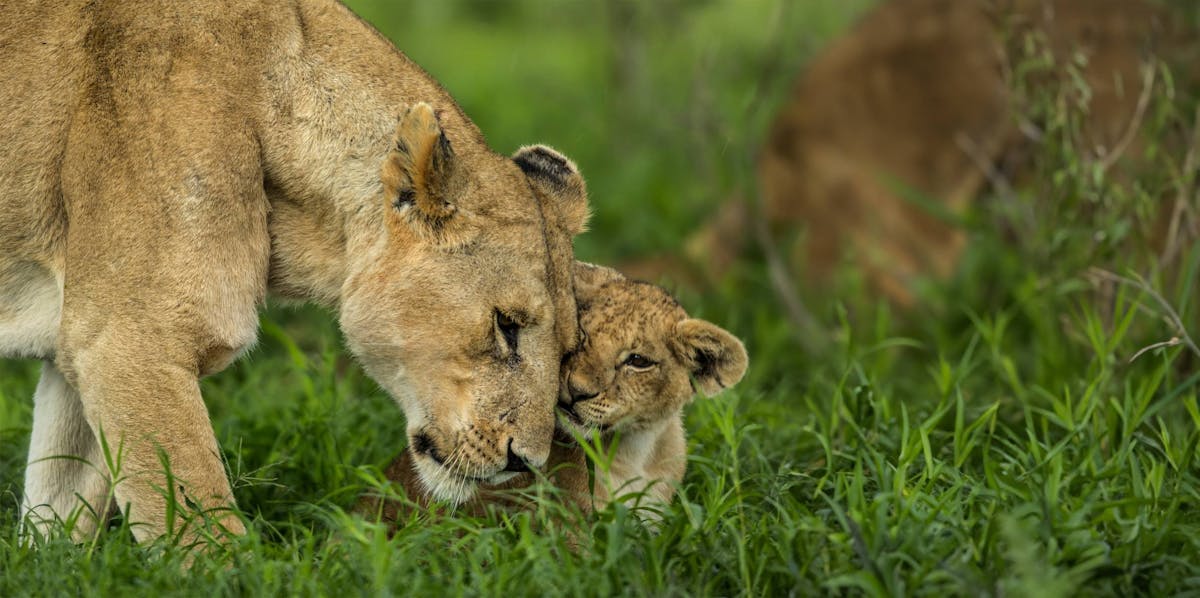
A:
21,361,114,542
56,253,264,545
63,339,246,544
54,67,269,544
54,177,266,544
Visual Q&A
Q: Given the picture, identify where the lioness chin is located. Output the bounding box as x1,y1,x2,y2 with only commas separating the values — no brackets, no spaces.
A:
1,0,588,546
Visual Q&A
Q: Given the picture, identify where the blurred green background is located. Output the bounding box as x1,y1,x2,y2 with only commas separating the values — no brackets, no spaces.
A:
345,0,871,262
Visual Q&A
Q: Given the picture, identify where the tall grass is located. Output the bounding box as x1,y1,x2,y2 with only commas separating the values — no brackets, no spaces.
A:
1,1,1198,595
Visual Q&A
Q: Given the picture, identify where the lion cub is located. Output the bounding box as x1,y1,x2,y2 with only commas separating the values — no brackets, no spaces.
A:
554,262,748,512
359,263,748,522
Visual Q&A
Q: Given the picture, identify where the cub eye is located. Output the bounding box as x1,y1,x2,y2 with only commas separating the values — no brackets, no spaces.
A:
623,353,655,370
496,310,520,352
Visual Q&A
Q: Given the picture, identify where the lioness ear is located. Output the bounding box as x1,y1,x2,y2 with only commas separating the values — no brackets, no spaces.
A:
670,319,749,397
513,145,589,235
572,261,624,296
382,103,467,241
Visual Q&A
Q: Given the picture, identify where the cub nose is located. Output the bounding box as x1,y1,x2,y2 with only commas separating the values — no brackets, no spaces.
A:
563,384,598,406
503,438,531,473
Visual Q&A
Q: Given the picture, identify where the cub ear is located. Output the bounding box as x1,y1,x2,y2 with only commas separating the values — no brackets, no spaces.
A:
513,145,589,235
670,319,749,397
382,103,469,242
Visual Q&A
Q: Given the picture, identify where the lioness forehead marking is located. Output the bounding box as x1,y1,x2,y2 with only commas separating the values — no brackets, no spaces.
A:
523,178,579,352
514,147,574,188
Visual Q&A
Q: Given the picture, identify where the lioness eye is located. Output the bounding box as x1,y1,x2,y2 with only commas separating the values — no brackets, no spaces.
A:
496,310,520,352
624,353,655,369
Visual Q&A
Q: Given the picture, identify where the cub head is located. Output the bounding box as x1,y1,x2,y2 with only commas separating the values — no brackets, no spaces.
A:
557,263,748,436
340,103,588,504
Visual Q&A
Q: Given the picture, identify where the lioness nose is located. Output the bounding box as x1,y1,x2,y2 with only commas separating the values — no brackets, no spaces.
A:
503,438,531,473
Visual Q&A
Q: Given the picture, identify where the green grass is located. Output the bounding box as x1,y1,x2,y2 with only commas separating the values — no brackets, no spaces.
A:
3,1,1200,595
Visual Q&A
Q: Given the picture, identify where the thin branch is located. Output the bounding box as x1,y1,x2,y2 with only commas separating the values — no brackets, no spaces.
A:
1159,104,1200,268
1130,337,1182,363
955,131,1043,236
955,132,1016,201
1096,62,1156,172
1088,267,1200,361
752,204,826,353
736,0,828,353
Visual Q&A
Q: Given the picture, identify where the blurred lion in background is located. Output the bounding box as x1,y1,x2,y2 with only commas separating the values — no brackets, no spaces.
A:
630,0,1197,307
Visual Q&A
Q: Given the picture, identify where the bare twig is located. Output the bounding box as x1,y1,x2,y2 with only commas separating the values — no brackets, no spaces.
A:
1017,117,1045,143
956,132,1016,201
1129,337,1183,363
955,131,1043,231
752,203,826,353
735,0,828,353
1096,63,1156,172
1088,267,1200,361
1159,104,1200,268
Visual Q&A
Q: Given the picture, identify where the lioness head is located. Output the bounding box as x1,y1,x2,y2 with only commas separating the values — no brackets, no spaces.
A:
557,263,748,435
340,103,588,503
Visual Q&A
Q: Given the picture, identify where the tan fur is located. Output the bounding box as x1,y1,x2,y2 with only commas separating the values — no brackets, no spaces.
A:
663,0,1195,305
1,0,588,545
361,263,748,527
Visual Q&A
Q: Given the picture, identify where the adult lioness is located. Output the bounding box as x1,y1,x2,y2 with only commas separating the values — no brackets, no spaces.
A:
0,0,588,545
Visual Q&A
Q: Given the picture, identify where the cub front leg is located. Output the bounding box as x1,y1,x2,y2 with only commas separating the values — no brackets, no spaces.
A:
21,361,114,542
